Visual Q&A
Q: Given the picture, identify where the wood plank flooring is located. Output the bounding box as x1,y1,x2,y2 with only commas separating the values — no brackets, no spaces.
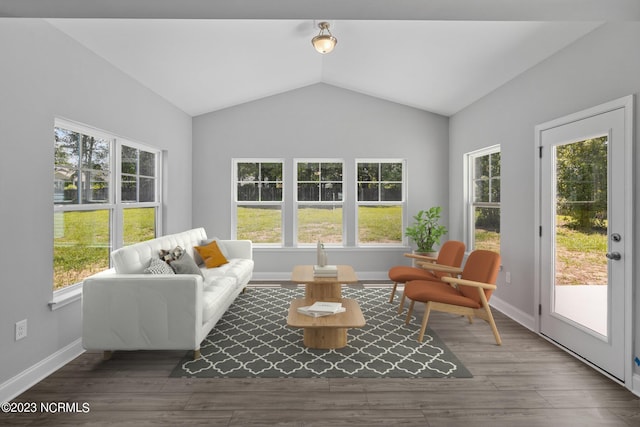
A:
5,285,640,426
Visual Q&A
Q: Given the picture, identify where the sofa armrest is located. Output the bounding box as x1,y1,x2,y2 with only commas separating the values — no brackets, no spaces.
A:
221,240,253,260
82,273,204,351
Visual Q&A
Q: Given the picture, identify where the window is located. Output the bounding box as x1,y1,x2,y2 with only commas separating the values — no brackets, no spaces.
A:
120,144,159,246
234,160,284,244
295,160,343,245
466,146,500,252
54,120,161,291
356,160,405,245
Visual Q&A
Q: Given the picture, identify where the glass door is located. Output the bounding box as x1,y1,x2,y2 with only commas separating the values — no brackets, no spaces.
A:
537,99,631,382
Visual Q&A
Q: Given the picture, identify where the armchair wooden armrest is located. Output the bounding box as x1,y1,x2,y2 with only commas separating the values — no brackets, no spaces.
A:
416,262,463,275
441,276,497,290
403,253,438,263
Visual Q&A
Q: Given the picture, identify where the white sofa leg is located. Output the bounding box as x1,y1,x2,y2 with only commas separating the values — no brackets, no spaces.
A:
103,350,113,361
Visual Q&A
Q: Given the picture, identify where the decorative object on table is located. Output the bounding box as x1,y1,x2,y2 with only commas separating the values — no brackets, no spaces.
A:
404,206,448,254
171,287,472,378
316,240,328,266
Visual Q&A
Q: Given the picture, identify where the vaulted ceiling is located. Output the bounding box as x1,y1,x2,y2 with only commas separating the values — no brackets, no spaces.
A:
4,1,636,117
46,19,601,117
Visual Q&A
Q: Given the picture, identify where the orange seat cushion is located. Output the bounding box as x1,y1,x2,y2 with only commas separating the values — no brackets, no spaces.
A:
404,280,481,309
388,266,439,283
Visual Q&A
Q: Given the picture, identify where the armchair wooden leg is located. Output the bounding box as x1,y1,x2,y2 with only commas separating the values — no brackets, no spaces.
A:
478,289,502,345
405,300,415,325
417,302,432,342
193,349,201,360
397,293,406,314
389,282,398,303
485,307,502,346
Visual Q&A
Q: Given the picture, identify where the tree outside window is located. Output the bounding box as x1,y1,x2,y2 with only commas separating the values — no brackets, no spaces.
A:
296,161,343,244
468,147,500,252
234,161,284,244
356,161,405,245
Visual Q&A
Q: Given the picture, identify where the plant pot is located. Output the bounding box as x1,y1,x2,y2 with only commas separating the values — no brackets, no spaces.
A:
412,250,437,267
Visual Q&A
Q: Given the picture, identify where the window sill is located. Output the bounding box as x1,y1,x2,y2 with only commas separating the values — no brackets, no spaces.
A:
49,282,82,311
253,246,410,252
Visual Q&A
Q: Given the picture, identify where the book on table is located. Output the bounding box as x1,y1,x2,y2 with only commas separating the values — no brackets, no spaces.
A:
313,264,338,277
297,301,345,317
297,305,346,317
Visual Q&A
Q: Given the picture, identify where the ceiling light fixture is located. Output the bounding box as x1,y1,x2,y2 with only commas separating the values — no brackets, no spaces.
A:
312,21,337,54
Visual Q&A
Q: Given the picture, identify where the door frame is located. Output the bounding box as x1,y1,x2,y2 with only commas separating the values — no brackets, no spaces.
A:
534,95,634,387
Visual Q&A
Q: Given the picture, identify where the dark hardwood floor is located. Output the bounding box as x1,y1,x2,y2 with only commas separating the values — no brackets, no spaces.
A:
5,285,640,426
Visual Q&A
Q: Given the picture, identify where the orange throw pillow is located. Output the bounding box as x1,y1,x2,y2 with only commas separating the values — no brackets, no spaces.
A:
194,240,229,268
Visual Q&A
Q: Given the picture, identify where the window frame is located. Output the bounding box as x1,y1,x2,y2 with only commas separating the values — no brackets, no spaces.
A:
464,144,501,252
53,118,162,297
355,159,407,247
294,158,345,246
232,158,285,246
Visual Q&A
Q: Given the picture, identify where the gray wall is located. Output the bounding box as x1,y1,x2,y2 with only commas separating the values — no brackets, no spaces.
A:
0,19,192,388
192,83,450,279
449,22,640,367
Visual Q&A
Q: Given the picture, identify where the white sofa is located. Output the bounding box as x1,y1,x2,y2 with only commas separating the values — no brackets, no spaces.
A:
82,228,253,359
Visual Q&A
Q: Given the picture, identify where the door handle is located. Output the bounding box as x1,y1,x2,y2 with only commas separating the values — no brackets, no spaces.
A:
606,252,621,261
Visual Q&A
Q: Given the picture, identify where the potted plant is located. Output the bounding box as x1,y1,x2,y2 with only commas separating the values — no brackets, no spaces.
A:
405,206,447,255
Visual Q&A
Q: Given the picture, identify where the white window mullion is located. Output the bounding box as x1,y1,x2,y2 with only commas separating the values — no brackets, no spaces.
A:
113,139,123,251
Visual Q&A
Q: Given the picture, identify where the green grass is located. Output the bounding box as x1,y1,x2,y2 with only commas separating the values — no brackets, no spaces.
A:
55,206,605,289
555,226,607,253
237,206,282,243
54,208,155,290
555,219,607,285
237,205,403,244
297,206,343,243
474,229,500,252
358,206,402,243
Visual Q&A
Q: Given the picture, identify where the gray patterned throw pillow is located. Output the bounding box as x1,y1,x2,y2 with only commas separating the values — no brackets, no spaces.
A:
144,257,175,275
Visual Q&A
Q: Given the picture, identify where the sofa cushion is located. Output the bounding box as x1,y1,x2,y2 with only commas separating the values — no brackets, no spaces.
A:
170,252,203,277
111,228,208,273
193,238,230,264
201,258,254,286
159,246,184,263
202,275,236,293
194,240,229,268
144,257,175,275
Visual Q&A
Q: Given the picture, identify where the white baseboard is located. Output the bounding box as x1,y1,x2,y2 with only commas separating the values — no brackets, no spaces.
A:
633,373,640,398
489,295,536,332
0,338,84,403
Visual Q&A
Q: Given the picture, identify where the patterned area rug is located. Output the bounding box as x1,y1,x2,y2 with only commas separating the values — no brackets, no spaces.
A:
170,287,472,378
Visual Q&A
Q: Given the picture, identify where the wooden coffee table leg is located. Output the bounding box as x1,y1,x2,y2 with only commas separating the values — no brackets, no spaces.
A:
305,282,342,301
303,327,348,349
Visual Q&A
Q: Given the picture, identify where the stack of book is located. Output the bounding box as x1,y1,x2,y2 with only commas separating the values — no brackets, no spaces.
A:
297,301,345,317
313,264,338,277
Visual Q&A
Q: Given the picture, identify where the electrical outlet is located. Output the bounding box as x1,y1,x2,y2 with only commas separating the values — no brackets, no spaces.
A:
505,272,511,284
15,319,27,341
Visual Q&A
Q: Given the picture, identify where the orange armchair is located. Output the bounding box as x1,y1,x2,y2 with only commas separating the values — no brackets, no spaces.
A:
388,240,465,308
403,249,502,345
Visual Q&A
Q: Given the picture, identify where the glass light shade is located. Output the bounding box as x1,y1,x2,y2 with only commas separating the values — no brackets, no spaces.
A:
312,35,337,54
